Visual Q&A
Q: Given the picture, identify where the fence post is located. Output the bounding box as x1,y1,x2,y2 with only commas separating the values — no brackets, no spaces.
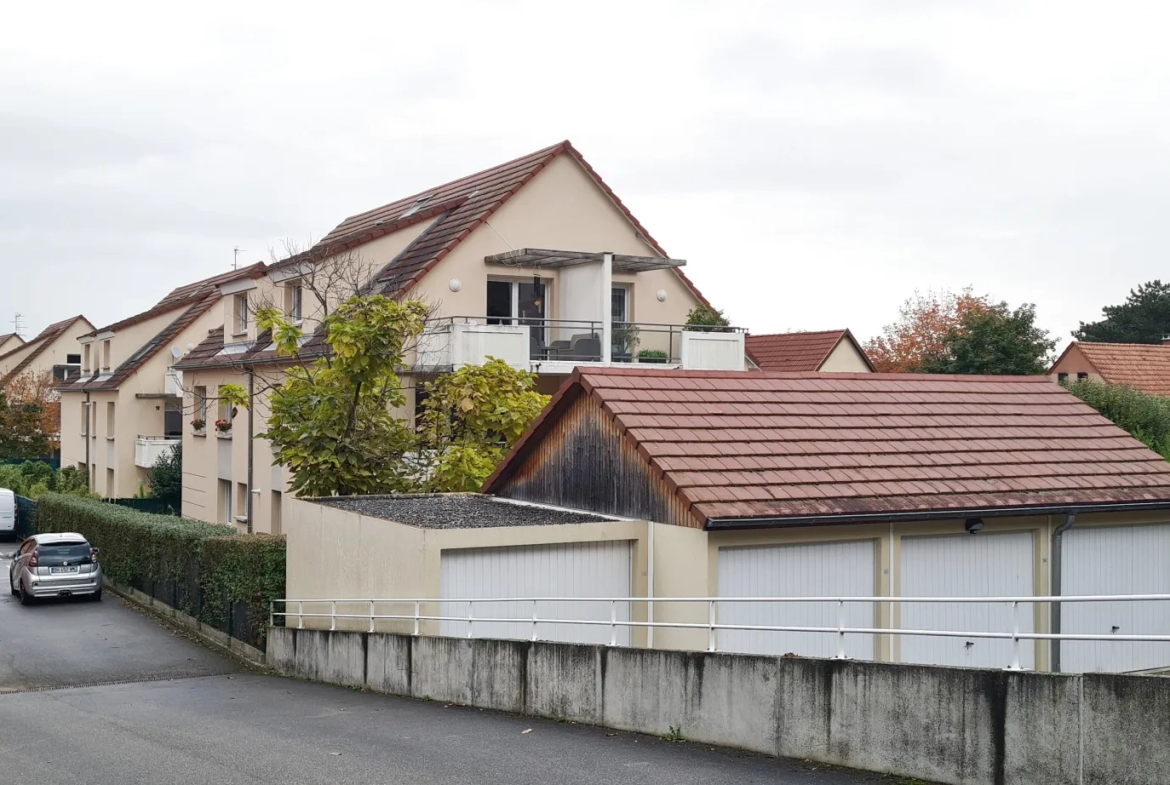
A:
330,600,337,632
298,600,304,629
369,600,375,634
532,599,538,642
1008,601,1022,670
836,600,847,660
708,600,716,652
413,601,420,637
609,599,617,647
467,602,474,639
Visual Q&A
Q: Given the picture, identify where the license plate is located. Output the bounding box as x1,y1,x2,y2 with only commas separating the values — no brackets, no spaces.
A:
50,566,79,574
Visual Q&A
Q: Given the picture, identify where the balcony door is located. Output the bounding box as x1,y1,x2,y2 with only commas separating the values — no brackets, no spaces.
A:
487,279,547,354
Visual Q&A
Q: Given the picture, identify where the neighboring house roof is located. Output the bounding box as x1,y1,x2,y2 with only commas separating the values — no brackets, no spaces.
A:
179,142,713,374
745,329,874,372
0,315,92,386
0,333,24,349
485,368,1170,527
1050,341,1170,396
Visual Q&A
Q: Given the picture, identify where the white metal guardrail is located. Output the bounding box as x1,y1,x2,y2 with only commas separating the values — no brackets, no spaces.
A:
270,595,1170,672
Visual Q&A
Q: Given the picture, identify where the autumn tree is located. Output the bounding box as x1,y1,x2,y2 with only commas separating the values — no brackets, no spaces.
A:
3,370,60,452
1074,280,1170,344
864,288,990,372
416,360,550,492
0,392,50,459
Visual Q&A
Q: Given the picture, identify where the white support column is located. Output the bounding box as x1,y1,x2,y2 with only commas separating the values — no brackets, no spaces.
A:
601,252,613,363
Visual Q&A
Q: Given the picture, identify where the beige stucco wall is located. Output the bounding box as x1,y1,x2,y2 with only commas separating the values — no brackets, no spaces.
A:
0,318,93,381
0,335,24,356
819,338,873,373
1048,344,1100,384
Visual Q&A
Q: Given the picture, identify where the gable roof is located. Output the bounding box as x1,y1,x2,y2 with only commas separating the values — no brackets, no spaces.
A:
0,334,24,349
1051,341,1170,396
485,368,1170,527
746,329,874,372
0,315,92,386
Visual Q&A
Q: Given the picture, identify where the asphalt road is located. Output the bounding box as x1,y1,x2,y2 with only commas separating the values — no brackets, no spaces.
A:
0,541,901,785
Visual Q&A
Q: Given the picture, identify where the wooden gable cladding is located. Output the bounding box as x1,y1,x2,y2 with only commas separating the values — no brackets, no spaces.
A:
491,389,701,528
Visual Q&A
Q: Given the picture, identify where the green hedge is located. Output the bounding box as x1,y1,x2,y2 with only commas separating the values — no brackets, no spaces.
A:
35,494,285,647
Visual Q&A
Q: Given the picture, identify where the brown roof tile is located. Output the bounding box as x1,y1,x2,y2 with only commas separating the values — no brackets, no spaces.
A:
485,368,1170,525
1054,341,1170,396
746,329,874,372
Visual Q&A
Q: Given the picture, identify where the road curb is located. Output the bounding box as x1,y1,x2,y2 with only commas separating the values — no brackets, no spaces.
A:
107,582,268,670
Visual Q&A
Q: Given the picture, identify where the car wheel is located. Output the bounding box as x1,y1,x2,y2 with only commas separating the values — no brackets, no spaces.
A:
92,587,102,602
18,580,33,606
9,576,17,597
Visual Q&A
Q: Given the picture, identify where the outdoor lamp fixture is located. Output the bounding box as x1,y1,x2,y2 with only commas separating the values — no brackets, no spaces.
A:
965,517,984,534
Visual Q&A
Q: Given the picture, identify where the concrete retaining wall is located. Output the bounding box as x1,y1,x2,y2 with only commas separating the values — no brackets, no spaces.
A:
267,627,1170,785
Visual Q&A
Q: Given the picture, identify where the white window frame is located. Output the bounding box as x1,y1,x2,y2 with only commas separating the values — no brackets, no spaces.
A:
290,284,303,323
234,293,249,335
611,284,631,324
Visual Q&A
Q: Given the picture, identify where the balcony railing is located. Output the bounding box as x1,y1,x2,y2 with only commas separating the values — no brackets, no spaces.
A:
415,317,746,372
135,436,180,469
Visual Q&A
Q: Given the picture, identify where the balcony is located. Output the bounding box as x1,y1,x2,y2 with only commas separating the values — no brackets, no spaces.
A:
415,317,746,374
135,437,180,469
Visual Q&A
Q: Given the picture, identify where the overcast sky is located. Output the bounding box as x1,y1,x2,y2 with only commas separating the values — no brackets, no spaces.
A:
3,1,1168,351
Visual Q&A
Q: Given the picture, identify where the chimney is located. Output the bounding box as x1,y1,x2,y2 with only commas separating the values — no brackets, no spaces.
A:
1163,334,1170,346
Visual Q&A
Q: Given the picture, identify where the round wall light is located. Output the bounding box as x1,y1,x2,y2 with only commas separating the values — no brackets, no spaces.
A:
656,289,668,302
449,279,462,292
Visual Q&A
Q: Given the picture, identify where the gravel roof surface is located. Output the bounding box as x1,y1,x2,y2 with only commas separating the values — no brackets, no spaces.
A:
315,494,611,529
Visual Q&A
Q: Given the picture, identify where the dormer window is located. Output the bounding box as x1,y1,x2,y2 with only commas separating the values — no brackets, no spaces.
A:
399,195,433,219
289,284,303,322
234,293,249,335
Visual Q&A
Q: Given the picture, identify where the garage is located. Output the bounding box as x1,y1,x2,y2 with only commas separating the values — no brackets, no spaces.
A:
900,532,1035,669
440,540,633,645
1062,524,1170,673
717,540,877,659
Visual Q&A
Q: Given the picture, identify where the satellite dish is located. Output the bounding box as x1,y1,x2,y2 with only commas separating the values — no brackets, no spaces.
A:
185,343,195,352
171,346,182,359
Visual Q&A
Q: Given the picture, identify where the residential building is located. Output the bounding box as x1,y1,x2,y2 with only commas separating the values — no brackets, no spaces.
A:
745,329,873,372
1048,340,1170,394
174,140,745,531
59,265,266,499
284,368,1170,673
0,316,93,387
0,333,24,356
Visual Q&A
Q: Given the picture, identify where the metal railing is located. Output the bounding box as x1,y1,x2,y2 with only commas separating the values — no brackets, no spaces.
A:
270,594,1170,672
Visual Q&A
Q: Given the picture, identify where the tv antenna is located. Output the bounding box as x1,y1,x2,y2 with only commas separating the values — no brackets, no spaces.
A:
233,246,247,269
12,312,24,337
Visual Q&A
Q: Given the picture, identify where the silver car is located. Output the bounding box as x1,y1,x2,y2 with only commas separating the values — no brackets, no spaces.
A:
9,533,102,605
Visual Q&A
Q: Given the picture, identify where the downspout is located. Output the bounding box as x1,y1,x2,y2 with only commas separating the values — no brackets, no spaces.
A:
246,370,254,534
84,391,91,491
1051,512,1076,673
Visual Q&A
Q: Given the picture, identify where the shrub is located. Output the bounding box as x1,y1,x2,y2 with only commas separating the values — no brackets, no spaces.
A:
35,494,285,646
637,349,670,363
0,462,96,500
684,305,731,332
1066,379,1170,459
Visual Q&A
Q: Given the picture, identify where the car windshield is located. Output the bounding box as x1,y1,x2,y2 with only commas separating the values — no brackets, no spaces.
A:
37,542,92,566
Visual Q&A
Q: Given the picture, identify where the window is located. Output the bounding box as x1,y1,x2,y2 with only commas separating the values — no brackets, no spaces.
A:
218,386,234,425
81,401,89,436
194,386,208,424
164,398,182,438
1057,372,1069,385
234,293,249,335
66,353,81,365
611,285,630,325
102,340,111,370
220,479,233,524
83,344,91,373
1077,372,1089,381
237,482,249,523
289,284,303,322
486,279,547,355
106,402,116,438
271,491,283,535
106,468,115,496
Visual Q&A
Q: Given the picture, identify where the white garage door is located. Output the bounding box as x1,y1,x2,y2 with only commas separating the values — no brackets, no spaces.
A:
717,540,876,659
1063,524,1170,673
900,532,1034,669
440,540,632,645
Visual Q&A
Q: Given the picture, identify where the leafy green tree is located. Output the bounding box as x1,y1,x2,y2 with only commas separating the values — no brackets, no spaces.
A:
416,359,550,492
1074,280,1170,344
255,295,429,497
148,443,183,510
0,393,50,459
1065,379,1170,459
921,301,1056,375
684,305,732,332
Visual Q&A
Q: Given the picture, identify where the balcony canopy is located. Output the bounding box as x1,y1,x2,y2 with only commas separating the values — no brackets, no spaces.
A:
485,248,685,273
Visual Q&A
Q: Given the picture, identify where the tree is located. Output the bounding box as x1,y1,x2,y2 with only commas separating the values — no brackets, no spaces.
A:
685,305,732,332
1074,280,1170,344
864,288,991,372
1065,379,1170,459
0,392,50,459
148,443,182,510
920,301,1056,375
3,370,59,453
251,295,430,497
416,359,550,492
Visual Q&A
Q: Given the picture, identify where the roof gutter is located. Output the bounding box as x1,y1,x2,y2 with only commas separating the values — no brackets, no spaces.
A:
706,500,1170,530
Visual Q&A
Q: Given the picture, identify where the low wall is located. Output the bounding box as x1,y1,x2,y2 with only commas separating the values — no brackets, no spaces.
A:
268,628,1170,785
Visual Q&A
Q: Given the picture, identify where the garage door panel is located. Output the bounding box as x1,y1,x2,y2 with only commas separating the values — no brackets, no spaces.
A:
900,532,1034,669
440,540,632,645
1063,525,1170,673
718,540,876,659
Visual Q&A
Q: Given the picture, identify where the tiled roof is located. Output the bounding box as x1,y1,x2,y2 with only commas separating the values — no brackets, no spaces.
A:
85,262,266,337
0,333,23,347
0,315,91,386
1056,342,1170,396
485,368,1170,525
746,329,873,372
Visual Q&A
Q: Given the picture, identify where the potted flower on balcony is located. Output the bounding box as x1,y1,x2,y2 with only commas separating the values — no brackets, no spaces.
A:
191,418,206,434
214,418,232,435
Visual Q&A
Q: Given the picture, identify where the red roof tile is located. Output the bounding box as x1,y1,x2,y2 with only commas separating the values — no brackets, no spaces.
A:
745,329,873,372
485,368,1170,525
1053,341,1170,396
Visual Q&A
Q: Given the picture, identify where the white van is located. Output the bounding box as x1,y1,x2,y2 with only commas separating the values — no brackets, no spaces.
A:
0,489,15,535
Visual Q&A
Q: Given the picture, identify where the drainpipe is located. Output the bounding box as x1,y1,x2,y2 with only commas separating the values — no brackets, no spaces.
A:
1051,512,1076,673
647,521,655,650
84,391,91,491
601,252,613,364
246,369,254,534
